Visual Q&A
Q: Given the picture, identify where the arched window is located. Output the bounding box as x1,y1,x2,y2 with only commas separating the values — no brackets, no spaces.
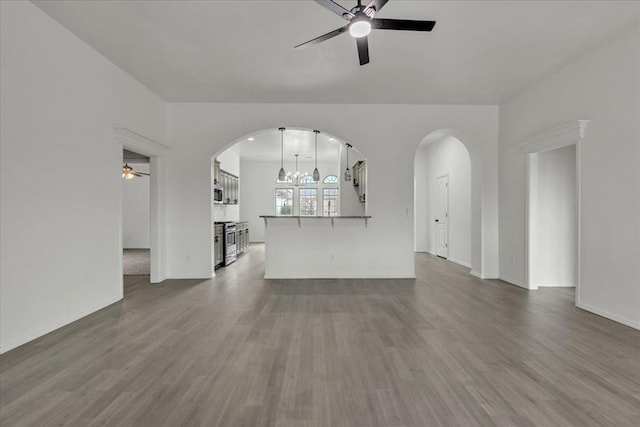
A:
323,175,338,184
300,175,316,184
275,176,293,184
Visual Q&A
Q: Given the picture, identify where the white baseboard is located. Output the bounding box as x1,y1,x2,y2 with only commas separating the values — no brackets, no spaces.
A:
448,257,471,269
150,274,167,284
165,274,213,280
470,270,481,278
0,295,122,354
537,283,576,288
264,274,416,280
498,275,529,289
576,302,640,330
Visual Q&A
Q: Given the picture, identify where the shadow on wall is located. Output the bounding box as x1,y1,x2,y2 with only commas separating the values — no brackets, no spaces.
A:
414,131,471,268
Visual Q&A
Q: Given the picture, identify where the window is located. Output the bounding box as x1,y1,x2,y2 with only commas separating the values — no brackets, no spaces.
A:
275,176,293,184
275,188,293,215
300,175,316,184
299,188,318,216
323,175,338,184
323,188,338,216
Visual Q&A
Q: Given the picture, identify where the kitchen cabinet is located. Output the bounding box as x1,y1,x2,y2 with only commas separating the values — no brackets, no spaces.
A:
220,170,239,204
213,159,221,186
235,222,250,255
214,224,224,268
352,160,366,203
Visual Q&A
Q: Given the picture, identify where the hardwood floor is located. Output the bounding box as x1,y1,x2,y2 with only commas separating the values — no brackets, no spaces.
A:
1,245,639,426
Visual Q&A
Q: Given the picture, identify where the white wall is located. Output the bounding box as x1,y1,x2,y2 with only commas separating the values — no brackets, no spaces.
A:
0,1,166,353
122,163,150,248
529,145,577,287
415,136,471,267
166,103,499,280
499,26,640,328
240,159,339,242
217,148,240,176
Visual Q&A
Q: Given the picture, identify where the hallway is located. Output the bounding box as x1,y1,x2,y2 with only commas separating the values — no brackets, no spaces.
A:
1,246,639,426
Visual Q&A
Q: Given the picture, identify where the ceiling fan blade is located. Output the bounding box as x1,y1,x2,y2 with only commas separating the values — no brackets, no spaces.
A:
372,18,436,32
363,0,389,18
313,0,355,20
356,36,370,66
133,172,144,177
295,25,349,49
136,172,150,176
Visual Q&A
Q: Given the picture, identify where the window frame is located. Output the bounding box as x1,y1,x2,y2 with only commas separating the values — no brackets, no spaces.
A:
298,187,319,216
275,188,294,216
322,187,339,217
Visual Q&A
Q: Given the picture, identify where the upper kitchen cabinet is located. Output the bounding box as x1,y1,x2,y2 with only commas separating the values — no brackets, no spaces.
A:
353,160,366,203
213,154,240,205
220,170,239,205
213,159,221,186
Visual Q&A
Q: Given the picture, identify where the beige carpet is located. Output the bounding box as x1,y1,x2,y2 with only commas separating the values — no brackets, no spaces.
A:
123,249,150,275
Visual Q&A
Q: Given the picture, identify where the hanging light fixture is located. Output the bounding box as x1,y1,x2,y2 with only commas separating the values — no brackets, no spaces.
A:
312,130,320,182
277,127,286,181
122,163,135,180
122,163,149,179
344,143,352,182
288,154,310,186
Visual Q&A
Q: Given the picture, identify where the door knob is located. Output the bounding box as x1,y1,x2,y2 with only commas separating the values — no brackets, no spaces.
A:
435,219,439,222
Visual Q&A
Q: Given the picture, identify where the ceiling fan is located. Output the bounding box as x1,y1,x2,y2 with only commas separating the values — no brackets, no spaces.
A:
122,163,149,179
295,0,436,66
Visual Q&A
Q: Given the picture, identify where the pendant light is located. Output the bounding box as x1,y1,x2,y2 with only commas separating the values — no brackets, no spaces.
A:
277,127,286,181
312,130,320,182
344,143,352,182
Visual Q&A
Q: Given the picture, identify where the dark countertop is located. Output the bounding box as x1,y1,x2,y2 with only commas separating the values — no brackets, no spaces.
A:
258,215,371,219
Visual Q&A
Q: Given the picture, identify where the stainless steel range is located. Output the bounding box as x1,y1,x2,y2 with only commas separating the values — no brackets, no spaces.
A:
223,222,237,266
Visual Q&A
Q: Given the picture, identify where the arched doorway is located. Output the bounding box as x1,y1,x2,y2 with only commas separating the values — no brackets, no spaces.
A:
414,129,472,269
210,127,366,277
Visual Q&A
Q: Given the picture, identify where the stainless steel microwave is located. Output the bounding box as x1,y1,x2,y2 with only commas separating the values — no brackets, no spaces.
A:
213,185,223,203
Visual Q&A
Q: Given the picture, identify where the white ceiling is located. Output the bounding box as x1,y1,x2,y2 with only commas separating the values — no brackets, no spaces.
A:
232,128,342,162
33,1,639,104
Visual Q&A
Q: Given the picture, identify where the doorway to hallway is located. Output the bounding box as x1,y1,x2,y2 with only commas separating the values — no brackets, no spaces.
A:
414,132,471,270
527,144,578,289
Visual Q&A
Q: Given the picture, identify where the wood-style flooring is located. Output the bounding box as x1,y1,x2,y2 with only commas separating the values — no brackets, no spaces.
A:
1,245,639,426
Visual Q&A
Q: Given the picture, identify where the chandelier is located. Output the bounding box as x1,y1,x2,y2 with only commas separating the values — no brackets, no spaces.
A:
288,154,309,187
275,127,314,186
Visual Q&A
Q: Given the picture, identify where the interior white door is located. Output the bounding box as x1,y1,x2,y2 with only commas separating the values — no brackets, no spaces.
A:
435,175,449,258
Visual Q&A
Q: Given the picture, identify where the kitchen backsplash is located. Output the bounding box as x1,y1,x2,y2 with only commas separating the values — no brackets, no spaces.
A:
213,204,240,222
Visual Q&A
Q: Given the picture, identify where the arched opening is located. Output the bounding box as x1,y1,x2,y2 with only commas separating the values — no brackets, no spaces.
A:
210,127,366,277
414,130,472,269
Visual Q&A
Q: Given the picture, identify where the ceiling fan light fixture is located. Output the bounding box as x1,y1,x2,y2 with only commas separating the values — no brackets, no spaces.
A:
349,18,371,38
122,164,135,180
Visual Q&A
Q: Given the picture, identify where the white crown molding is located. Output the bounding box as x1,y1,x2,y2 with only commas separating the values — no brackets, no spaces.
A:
114,126,169,155
520,120,590,153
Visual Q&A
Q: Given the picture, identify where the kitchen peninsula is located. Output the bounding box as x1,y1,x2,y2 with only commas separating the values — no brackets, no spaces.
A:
259,215,385,279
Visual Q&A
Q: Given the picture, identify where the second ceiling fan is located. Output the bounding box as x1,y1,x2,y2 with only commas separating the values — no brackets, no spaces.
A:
295,0,436,66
